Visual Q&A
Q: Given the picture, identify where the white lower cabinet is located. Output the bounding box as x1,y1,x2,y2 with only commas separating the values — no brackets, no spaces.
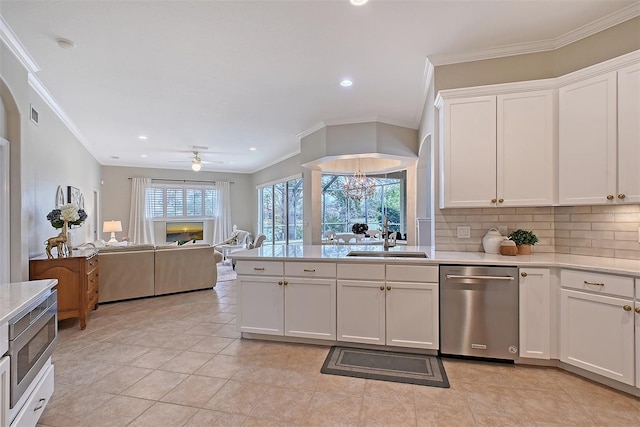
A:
336,264,439,350
237,261,336,340
636,278,639,390
284,277,336,340
519,268,551,359
386,281,439,349
337,279,386,345
238,275,284,335
10,364,54,427
0,356,8,427
560,288,635,386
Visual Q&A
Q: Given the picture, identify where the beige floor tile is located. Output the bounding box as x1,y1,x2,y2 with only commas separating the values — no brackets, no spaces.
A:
128,402,198,427
364,379,417,403
204,379,270,415
183,409,246,426
461,383,529,418
128,347,182,369
301,391,362,426
473,414,538,426
90,365,153,394
54,359,118,386
81,395,154,426
249,386,314,422
211,324,242,338
243,417,299,427
159,351,214,374
40,388,116,427
194,354,244,379
360,396,417,427
185,322,223,336
160,375,227,407
316,373,366,396
188,335,235,353
121,370,189,400
218,338,266,357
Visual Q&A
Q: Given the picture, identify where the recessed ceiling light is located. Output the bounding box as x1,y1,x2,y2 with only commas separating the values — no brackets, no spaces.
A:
350,0,368,5
249,147,257,151
56,38,76,49
141,154,148,158
340,79,353,87
138,135,148,140
110,156,119,160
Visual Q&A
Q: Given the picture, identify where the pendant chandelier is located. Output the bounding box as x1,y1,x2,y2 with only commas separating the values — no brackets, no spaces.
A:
343,160,376,201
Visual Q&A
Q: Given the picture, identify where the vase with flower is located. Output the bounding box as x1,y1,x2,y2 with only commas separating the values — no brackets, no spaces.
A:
46,203,87,256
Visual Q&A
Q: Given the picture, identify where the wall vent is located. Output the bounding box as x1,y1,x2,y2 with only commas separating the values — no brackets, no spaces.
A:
30,104,39,125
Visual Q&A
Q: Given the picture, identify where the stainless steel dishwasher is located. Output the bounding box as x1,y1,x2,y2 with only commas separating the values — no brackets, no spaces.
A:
440,265,519,360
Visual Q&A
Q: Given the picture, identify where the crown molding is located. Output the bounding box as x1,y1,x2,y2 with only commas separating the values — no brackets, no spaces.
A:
0,16,40,72
27,73,99,160
429,3,640,66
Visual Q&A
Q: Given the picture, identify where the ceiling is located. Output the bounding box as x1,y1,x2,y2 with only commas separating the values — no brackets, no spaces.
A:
0,1,636,173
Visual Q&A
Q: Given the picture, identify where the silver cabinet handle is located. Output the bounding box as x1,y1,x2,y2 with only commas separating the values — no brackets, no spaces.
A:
303,269,316,272
583,280,604,286
253,267,265,271
33,398,46,411
446,275,514,281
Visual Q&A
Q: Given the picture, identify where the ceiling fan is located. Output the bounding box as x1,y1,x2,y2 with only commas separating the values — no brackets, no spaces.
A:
167,146,223,171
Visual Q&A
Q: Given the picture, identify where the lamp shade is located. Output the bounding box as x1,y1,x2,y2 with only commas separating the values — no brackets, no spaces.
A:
103,220,122,233
103,220,122,243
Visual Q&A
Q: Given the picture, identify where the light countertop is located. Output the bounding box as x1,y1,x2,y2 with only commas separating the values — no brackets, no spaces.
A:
0,279,58,324
231,245,640,276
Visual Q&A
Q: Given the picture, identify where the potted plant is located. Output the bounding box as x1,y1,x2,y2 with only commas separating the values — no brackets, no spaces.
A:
508,229,538,255
351,223,368,235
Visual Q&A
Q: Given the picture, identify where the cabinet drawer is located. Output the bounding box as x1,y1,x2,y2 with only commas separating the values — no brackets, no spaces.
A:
285,262,336,278
561,269,634,298
337,263,385,280
86,256,99,272
236,261,283,276
11,364,54,427
386,265,438,283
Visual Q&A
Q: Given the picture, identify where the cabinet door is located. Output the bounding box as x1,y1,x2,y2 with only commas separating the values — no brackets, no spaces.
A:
238,275,284,335
284,277,336,340
519,268,551,359
559,72,617,205
636,298,639,390
617,63,640,204
337,280,385,345
0,356,8,427
560,288,634,385
441,96,497,207
497,91,555,206
385,282,438,350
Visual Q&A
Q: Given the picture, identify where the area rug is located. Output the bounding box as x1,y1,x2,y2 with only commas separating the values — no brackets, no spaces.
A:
217,264,237,282
321,346,449,388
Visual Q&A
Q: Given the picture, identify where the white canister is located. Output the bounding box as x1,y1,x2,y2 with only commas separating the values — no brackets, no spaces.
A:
482,228,507,254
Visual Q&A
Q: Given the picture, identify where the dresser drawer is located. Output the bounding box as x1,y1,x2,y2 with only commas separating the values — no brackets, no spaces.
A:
561,269,634,298
386,265,438,283
86,256,99,272
337,263,385,280
285,262,336,278
236,260,284,276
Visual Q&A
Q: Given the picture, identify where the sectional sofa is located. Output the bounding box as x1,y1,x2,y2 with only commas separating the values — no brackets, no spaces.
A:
97,243,223,303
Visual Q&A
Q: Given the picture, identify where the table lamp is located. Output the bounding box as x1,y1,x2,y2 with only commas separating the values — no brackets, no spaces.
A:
103,220,122,243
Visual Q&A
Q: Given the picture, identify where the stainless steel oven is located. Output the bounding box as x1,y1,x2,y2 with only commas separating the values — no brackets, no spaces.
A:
7,289,57,408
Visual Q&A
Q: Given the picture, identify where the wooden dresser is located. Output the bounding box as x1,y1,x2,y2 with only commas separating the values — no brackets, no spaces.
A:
29,250,99,329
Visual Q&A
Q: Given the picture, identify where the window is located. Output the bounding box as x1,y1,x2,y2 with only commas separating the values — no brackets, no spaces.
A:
258,177,303,245
146,184,219,220
321,171,405,234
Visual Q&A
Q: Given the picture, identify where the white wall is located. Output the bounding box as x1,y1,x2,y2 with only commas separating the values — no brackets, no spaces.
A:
1,43,102,280
101,166,254,244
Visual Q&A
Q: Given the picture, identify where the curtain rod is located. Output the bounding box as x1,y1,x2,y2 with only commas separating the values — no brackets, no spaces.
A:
128,178,234,184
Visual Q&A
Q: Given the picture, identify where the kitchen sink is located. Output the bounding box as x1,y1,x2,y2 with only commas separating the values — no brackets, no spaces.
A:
346,251,428,258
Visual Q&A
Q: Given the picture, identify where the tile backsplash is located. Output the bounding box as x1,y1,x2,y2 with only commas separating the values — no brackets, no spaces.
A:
435,204,640,260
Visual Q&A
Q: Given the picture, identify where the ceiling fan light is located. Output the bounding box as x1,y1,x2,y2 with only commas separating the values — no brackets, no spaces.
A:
191,160,202,171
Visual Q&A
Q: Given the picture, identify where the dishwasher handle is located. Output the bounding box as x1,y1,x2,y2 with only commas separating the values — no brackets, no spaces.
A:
445,274,515,281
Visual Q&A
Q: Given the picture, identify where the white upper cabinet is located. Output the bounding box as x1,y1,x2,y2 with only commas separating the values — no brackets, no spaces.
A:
559,72,618,205
439,96,497,208
559,57,640,205
437,89,554,208
617,63,640,204
497,91,555,207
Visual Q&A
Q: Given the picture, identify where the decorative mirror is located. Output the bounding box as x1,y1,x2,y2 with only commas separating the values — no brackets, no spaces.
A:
55,186,65,208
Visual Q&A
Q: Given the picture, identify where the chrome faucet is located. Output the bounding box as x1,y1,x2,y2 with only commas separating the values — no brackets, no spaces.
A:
383,215,395,250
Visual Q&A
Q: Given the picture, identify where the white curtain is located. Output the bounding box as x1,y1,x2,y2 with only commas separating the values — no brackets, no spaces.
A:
128,178,155,244
213,181,232,244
